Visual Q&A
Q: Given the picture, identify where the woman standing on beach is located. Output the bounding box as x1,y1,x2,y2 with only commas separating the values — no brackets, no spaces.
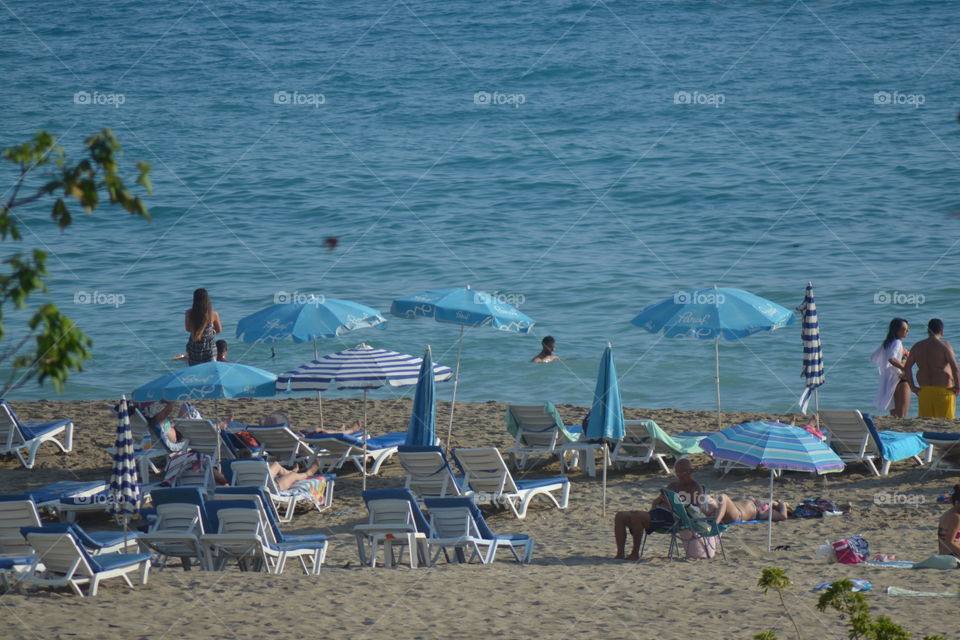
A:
184,288,222,366
870,318,910,417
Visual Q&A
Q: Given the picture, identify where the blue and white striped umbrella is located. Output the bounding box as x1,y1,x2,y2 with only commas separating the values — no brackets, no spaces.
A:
235,298,387,344
798,282,824,414
108,396,140,524
275,344,452,391
701,420,843,550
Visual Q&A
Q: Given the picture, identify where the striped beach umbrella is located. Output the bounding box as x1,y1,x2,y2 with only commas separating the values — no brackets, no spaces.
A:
798,282,824,415
108,396,140,536
277,344,452,489
701,420,843,550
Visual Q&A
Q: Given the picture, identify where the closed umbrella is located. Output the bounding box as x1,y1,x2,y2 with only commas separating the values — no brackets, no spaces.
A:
631,286,795,429
798,282,824,420
235,298,386,427
584,344,626,517
276,344,452,489
108,396,140,542
700,420,844,550
405,346,437,447
391,286,535,446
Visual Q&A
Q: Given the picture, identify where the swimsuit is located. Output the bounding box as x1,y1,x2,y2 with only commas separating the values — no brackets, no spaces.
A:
186,324,216,366
918,386,956,419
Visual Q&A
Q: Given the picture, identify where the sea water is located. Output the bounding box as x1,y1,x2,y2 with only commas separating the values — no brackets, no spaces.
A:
0,0,958,417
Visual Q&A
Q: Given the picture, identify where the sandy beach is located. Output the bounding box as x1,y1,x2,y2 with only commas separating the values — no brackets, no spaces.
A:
2,398,958,640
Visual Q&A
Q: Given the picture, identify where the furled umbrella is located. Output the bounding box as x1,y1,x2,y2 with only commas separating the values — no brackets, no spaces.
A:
108,396,141,543
798,282,824,420
584,344,626,517
700,420,844,550
276,344,452,489
235,298,387,427
391,286,535,446
405,346,438,447
631,286,795,429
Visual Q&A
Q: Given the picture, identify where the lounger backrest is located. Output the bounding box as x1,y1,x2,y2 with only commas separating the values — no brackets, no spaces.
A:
0,499,41,554
0,400,25,447
229,460,271,489
21,529,95,576
213,488,282,543
361,489,430,533
212,506,263,536
305,435,357,454
509,405,560,448
397,446,461,499
423,497,484,540
819,411,878,457
172,419,223,460
152,503,205,535
452,447,519,495
246,426,312,464
171,457,215,496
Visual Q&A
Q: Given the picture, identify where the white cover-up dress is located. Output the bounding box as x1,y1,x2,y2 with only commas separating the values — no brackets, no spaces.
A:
870,339,904,412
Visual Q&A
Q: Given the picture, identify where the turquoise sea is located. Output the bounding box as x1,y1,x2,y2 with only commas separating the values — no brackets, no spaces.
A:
1,0,958,416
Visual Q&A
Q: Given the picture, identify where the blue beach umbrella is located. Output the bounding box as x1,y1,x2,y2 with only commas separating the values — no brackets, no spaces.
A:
276,344,452,489
405,346,437,447
631,286,795,429
108,396,140,540
585,344,625,516
391,286,535,446
133,361,277,402
235,298,387,427
701,420,843,550
798,282,824,417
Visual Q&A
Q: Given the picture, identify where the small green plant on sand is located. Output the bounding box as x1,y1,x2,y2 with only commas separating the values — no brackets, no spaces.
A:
754,570,947,640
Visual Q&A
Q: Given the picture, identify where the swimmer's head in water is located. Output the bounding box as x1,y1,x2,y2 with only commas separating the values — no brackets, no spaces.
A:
542,336,555,350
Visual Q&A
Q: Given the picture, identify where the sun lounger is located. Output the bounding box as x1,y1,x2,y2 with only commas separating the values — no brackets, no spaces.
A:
304,431,403,476
0,400,74,469
921,431,960,473
0,481,106,512
138,488,211,570
206,488,327,574
172,419,228,461
819,410,931,476
610,420,704,474
243,425,317,467
354,489,431,568
504,403,582,471
452,447,570,519
223,459,335,522
397,445,465,501
18,525,151,597
0,499,136,556
423,497,533,564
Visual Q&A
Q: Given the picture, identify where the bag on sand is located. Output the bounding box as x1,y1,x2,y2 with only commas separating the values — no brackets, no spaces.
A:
680,530,718,559
832,535,869,564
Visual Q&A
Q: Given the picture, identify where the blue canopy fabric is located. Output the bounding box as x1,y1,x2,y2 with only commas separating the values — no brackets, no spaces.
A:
133,362,277,401
275,344,452,392
798,282,824,414
584,345,625,443
108,397,140,521
405,346,437,447
391,287,534,334
630,287,795,340
235,298,386,344
701,421,844,473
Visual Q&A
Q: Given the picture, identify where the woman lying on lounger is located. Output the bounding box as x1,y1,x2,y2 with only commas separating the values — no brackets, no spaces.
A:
259,412,360,436
268,460,322,491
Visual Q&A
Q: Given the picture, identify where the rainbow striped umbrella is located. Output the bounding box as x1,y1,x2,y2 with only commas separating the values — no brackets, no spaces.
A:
701,420,843,550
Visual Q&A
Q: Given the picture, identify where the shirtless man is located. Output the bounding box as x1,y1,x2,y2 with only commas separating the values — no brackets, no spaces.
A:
531,336,559,363
614,458,704,560
903,318,960,418
937,484,960,558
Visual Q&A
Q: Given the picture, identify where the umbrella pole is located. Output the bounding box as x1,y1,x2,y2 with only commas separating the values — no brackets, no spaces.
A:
602,444,608,518
715,339,721,430
445,325,465,449
313,341,324,429
362,389,369,492
814,389,820,430
767,470,774,552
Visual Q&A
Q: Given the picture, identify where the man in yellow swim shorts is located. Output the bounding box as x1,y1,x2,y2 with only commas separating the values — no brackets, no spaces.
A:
904,318,960,418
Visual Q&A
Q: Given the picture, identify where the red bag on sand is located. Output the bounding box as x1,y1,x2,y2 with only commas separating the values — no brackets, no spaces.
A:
832,536,869,565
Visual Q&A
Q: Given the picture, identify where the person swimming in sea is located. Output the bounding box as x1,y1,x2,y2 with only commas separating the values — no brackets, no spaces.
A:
532,336,559,363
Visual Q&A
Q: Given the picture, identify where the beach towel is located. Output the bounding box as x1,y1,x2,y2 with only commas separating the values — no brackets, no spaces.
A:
911,554,960,570
864,560,914,568
794,497,840,518
813,579,872,592
886,586,960,597
282,476,328,508
161,451,211,486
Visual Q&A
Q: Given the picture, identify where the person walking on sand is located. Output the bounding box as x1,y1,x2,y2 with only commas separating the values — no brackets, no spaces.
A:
532,336,559,363
870,318,911,417
904,318,960,418
185,288,222,366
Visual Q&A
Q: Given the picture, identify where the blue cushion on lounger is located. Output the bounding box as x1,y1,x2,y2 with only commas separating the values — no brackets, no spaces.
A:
17,419,71,441
516,477,569,491
862,414,929,462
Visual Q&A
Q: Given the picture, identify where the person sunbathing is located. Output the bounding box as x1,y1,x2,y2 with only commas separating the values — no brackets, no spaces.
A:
258,412,359,435
704,495,790,524
937,484,960,558
268,460,321,491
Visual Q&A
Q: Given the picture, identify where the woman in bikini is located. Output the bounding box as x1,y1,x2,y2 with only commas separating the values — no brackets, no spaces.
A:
703,494,790,524
870,318,911,418
938,484,960,558
184,288,222,366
